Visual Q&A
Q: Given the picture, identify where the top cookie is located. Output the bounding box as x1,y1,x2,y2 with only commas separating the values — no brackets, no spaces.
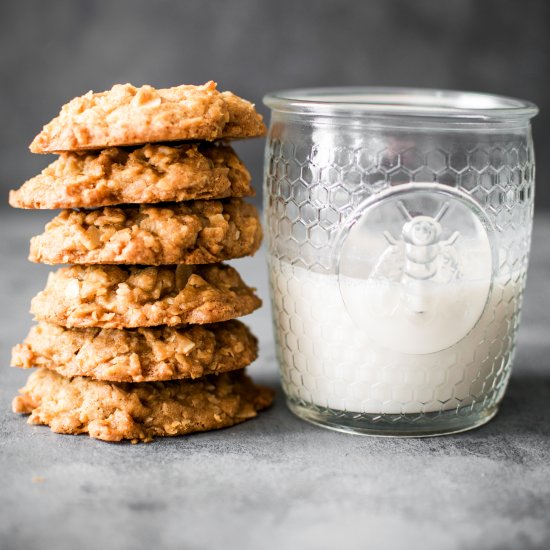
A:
30,81,266,153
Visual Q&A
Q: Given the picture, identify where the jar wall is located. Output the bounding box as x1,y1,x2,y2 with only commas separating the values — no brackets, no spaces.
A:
265,114,534,274
264,107,536,435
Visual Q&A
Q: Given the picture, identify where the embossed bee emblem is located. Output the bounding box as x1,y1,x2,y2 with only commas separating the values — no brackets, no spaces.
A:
371,201,460,314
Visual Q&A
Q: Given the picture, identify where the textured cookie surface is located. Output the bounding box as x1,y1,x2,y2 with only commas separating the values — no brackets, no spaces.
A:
30,81,266,153
29,199,262,265
31,264,261,328
10,143,252,209
13,368,273,442
12,320,257,382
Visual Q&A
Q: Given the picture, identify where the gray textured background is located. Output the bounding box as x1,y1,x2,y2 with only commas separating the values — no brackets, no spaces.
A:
0,0,549,209
1,2,550,549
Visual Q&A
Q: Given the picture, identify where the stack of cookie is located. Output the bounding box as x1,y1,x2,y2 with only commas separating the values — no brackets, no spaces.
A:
9,81,273,442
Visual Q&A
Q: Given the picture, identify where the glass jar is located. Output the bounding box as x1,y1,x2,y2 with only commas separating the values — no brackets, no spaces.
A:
263,88,538,436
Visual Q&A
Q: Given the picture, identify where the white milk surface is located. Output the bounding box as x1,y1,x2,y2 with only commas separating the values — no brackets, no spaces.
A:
271,259,523,414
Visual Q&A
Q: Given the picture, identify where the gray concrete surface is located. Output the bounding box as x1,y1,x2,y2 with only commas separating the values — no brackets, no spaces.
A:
0,209,549,550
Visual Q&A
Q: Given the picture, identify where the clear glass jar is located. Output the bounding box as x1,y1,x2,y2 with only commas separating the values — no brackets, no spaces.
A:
263,88,538,436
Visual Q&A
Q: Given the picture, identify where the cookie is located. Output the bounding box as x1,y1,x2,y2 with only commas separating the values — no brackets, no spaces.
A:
10,143,252,209
12,320,257,382
30,81,266,153
29,199,262,265
31,264,261,329
13,368,273,442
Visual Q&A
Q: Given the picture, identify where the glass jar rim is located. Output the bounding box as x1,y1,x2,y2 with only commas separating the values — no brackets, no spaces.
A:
263,87,538,121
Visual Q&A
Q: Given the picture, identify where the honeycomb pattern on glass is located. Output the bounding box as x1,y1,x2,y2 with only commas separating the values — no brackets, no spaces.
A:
265,133,535,425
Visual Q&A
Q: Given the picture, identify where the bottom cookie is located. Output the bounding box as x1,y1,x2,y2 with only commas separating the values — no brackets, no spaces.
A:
13,368,273,442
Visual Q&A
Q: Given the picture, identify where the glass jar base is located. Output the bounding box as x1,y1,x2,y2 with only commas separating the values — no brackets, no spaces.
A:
287,399,499,437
